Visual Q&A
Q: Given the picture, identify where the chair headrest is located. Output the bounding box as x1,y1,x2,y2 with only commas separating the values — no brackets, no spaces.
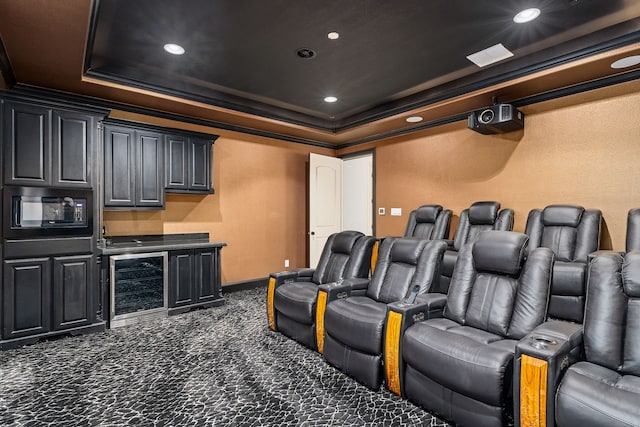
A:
331,231,364,254
468,201,500,225
623,251,640,297
542,205,584,227
415,205,443,223
389,238,426,265
473,231,528,275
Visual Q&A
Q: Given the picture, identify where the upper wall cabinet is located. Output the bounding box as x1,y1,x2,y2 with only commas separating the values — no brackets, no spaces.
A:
3,100,100,188
103,120,217,210
165,134,214,194
103,124,164,209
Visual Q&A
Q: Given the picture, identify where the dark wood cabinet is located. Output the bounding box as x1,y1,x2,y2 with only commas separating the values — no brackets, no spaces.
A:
104,125,135,206
2,253,97,344
104,124,164,209
52,110,94,188
135,130,164,207
165,134,214,193
169,249,194,307
3,257,52,339
3,101,51,186
3,101,98,188
52,254,94,331
194,247,221,301
164,134,189,192
168,247,223,314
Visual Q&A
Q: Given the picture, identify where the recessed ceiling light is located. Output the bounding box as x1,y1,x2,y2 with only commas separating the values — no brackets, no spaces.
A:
513,8,541,24
406,116,423,123
324,96,338,103
163,43,185,55
611,55,640,69
467,43,514,68
328,31,340,40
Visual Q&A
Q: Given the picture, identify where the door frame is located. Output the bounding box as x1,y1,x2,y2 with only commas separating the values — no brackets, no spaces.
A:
340,149,376,237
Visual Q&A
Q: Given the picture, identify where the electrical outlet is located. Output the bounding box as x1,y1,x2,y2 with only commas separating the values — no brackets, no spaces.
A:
284,259,290,268
391,208,402,216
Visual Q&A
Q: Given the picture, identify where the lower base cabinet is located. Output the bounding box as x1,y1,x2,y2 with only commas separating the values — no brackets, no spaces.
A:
168,247,224,315
2,254,104,349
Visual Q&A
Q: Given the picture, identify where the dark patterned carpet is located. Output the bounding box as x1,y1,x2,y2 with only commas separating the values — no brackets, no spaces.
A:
0,287,450,426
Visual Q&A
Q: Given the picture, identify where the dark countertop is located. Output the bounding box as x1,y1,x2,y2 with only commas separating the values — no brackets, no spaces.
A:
97,233,227,255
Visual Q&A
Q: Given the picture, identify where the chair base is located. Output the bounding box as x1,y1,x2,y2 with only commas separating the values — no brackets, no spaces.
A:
404,364,511,427
323,333,382,390
276,312,316,350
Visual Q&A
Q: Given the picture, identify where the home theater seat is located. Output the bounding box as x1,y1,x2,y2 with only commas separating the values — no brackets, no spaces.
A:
399,231,554,427
517,251,640,427
266,230,375,350
524,204,602,323
440,201,514,289
626,208,640,252
321,237,447,390
404,204,452,239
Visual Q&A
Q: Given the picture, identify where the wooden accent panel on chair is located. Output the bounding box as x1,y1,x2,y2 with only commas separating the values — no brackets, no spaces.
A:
520,354,548,427
384,310,403,395
315,290,328,354
266,277,277,331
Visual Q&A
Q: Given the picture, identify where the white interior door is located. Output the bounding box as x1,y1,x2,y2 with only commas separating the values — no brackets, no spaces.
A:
343,153,373,235
309,153,342,267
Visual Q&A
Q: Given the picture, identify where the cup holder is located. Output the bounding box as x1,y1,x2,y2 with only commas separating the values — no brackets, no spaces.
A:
529,335,557,349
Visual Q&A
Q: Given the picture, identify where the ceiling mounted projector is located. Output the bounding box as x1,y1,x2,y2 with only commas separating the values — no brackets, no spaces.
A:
468,103,524,134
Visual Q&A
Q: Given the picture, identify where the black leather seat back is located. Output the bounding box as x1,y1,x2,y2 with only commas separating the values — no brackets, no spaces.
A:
444,231,553,339
312,231,374,284
365,237,446,304
526,205,600,262
404,204,451,240
626,208,640,252
525,205,602,323
585,251,640,376
453,201,514,251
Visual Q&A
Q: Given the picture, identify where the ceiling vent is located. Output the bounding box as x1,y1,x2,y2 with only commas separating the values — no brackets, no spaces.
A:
296,48,316,59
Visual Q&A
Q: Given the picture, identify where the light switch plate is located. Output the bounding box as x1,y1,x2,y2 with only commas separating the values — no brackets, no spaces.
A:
378,207,386,215
391,208,402,216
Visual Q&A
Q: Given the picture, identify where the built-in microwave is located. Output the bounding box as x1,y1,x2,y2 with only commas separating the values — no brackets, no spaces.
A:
3,187,93,238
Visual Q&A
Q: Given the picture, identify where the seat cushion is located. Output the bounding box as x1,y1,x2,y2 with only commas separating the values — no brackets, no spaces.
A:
273,281,318,325
403,318,517,407
324,296,387,355
556,361,640,427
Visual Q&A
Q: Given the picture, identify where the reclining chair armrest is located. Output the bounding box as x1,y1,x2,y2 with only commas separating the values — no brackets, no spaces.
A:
266,269,316,331
343,277,371,296
444,239,455,249
384,293,447,396
293,268,316,279
588,249,624,263
318,281,353,301
315,281,355,354
514,320,584,427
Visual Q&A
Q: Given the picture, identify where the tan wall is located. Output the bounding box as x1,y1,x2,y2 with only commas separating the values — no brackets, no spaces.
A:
104,79,640,284
375,80,640,250
102,112,334,284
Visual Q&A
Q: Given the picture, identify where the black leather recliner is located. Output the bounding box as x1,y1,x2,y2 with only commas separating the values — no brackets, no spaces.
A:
320,237,447,390
626,208,640,252
515,251,640,427
397,231,554,427
524,205,601,323
404,204,451,240
440,201,514,290
266,230,375,350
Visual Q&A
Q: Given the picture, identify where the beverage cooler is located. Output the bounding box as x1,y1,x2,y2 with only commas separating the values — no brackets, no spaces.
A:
109,252,168,328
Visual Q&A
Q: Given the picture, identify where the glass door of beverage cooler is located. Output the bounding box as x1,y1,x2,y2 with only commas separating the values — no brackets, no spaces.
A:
110,252,168,327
